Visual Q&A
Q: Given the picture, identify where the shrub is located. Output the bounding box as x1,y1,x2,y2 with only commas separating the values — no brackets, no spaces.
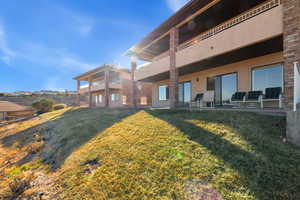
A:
32,99,54,114
53,104,67,111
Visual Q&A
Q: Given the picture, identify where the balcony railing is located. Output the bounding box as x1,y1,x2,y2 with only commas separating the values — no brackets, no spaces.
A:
92,80,105,86
80,84,89,89
150,0,282,62
177,0,281,51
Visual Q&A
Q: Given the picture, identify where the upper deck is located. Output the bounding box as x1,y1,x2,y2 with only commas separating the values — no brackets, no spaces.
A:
130,0,283,81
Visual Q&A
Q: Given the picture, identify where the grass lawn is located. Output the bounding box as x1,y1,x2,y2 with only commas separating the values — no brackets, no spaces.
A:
0,108,300,199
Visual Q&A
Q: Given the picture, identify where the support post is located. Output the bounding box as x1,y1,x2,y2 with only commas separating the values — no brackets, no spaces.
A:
283,0,300,110
104,69,110,107
88,77,92,108
169,28,179,109
77,80,80,106
131,56,137,108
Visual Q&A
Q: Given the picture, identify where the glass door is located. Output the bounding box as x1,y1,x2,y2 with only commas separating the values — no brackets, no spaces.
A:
178,82,191,105
207,73,237,106
221,73,237,105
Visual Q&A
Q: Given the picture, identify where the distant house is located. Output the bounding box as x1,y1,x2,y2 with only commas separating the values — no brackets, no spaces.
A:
74,64,152,108
0,101,34,121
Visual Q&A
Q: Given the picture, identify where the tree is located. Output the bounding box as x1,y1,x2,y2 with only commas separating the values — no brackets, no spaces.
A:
32,98,54,114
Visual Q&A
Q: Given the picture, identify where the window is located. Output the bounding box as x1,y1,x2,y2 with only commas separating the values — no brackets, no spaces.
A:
122,96,127,105
99,95,102,103
178,82,191,103
111,94,120,102
252,64,283,93
141,97,147,105
93,95,98,104
221,73,237,104
159,85,169,101
111,75,120,83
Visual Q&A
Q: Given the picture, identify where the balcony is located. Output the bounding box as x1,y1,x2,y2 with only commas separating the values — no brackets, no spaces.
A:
78,80,122,94
135,0,283,81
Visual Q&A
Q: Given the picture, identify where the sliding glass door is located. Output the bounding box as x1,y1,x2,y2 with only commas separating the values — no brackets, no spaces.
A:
178,82,191,105
221,73,237,105
207,73,237,106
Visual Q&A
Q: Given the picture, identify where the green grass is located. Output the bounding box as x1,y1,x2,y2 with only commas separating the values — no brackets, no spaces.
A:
1,108,300,199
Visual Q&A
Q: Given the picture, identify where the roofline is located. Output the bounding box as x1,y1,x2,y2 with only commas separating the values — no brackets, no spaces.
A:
124,0,195,56
73,64,131,80
0,101,33,112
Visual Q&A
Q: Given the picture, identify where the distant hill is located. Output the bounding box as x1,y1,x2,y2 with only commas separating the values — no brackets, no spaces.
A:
0,93,79,106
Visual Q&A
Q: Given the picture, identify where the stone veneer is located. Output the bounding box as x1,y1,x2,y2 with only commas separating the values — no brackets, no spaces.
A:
169,28,179,109
283,0,300,110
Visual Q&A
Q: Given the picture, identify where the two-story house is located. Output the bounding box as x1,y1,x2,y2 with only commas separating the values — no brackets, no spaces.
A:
74,64,152,108
126,0,300,110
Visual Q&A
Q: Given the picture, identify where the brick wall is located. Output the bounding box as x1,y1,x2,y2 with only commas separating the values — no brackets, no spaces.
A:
283,0,300,110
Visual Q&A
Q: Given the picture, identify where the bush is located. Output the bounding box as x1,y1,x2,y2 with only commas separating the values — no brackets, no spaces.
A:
53,104,67,111
32,99,54,114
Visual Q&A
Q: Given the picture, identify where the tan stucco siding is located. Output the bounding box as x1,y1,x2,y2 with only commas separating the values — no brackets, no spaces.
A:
152,52,283,107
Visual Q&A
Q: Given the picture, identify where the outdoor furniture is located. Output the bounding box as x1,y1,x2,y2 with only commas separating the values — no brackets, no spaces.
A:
230,92,247,106
189,93,204,109
202,91,215,108
261,87,282,108
245,91,263,108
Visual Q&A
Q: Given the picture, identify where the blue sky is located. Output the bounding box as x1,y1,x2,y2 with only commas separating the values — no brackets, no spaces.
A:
0,0,189,92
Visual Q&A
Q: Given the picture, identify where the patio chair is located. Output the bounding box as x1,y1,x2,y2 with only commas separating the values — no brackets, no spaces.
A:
245,91,263,108
230,92,247,106
189,93,204,109
202,91,215,108
261,87,282,109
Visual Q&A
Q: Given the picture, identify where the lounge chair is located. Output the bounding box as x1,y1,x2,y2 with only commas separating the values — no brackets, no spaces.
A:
261,87,282,108
230,92,247,106
245,91,263,108
189,93,204,109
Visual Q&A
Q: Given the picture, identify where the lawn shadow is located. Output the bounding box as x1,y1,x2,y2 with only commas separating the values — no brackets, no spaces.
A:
0,107,138,170
146,109,300,200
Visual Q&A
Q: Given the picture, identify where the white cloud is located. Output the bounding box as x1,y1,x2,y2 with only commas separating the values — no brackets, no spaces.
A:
0,23,16,64
53,4,94,37
18,42,97,71
60,56,95,71
166,0,190,12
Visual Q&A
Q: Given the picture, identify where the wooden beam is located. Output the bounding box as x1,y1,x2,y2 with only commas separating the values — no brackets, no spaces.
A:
136,0,221,55
175,0,221,29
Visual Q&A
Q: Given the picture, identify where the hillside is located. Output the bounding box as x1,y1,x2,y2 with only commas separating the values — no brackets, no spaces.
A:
0,108,300,199
0,94,78,107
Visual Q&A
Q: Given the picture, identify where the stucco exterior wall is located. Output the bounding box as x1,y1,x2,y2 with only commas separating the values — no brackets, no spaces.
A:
152,52,283,107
